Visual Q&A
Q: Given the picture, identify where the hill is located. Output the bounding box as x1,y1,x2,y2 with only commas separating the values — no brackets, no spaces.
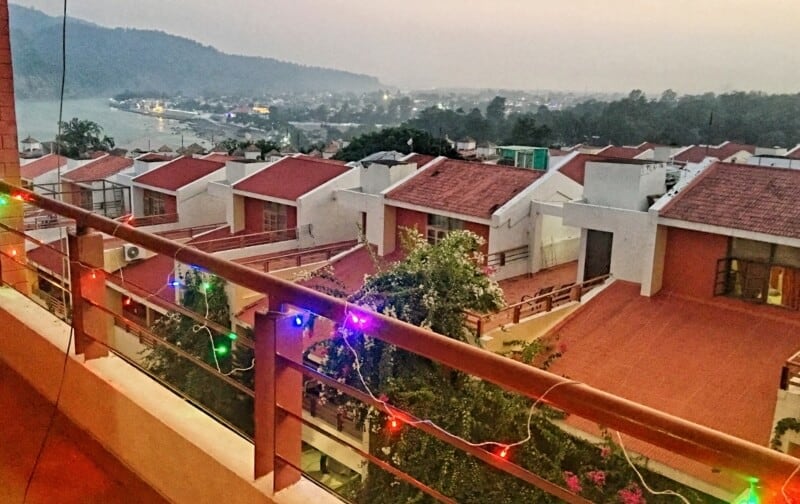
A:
9,5,381,98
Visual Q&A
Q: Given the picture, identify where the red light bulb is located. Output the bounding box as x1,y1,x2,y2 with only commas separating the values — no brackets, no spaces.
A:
498,446,509,459
91,270,97,279
10,249,16,257
387,417,402,433
123,297,132,306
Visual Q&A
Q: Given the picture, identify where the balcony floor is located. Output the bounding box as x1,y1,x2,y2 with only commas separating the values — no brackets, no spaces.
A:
0,360,169,504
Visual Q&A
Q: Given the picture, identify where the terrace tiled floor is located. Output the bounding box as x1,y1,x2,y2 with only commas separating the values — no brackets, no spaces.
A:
0,360,169,504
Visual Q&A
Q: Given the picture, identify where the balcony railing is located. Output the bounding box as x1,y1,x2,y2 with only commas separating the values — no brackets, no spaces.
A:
191,228,298,253
237,240,357,272
466,275,608,338
1,180,799,503
486,245,529,267
130,213,180,227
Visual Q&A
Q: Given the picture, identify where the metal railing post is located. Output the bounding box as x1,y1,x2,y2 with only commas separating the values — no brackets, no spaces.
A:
253,307,303,491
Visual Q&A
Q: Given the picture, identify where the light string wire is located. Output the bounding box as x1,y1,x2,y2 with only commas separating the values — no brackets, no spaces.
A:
335,302,696,501
614,431,691,503
22,1,69,501
337,301,578,453
782,462,800,503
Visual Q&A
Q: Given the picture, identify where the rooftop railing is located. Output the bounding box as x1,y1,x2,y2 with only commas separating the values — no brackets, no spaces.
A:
1,180,799,503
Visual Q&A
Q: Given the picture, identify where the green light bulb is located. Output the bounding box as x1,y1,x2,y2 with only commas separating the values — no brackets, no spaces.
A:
214,345,229,356
227,332,237,341
202,282,211,291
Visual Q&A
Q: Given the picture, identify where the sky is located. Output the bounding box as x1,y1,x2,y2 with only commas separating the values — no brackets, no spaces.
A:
11,0,800,94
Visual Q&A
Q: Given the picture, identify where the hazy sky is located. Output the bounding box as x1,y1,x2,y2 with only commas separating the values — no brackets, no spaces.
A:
12,0,800,94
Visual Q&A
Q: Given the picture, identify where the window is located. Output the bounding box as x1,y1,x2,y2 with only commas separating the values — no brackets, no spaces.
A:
427,214,463,244
143,189,165,216
718,238,800,310
264,201,288,232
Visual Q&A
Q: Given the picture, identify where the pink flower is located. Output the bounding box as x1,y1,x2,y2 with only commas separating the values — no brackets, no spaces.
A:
618,484,646,504
600,446,612,459
563,471,582,494
586,470,606,488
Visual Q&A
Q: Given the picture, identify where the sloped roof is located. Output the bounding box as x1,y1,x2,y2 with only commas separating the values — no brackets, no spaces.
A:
786,145,800,160
109,254,176,304
20,154,68,179
404,153,437,168
203,153,240,163
132,156,225,192
597,146,642,158
233,156,351,201
674,142,755,163
556,153,654,185
62,155,133,183
659,162,800,239
385,159,543,219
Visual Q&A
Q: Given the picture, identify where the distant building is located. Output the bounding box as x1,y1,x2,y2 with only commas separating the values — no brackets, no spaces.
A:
496,145,549,170
20,135,43,158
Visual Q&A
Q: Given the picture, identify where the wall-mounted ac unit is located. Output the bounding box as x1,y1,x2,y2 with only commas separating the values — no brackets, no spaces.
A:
123,244,143,262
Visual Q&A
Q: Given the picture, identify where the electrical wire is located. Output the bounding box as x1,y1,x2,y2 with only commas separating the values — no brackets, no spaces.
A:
782,462,800,503
22,327,74,503
22,2,69,500
338,302,579,453
614,431,690,504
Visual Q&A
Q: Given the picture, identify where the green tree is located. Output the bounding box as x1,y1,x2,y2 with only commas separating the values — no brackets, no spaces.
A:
143,270,255,435
505,113,552,146
310,230,718,503
333,127,458,161
56,117,115,158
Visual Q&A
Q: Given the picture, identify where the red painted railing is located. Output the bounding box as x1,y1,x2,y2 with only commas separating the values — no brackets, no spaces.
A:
130,213,179,227
191,228,298,253
2,181,800,503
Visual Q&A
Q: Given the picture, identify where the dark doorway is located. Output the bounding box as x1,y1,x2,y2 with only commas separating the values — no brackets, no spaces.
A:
584,230,613,279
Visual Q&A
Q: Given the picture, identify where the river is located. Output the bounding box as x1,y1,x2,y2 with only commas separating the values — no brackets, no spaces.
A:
15,98,209,151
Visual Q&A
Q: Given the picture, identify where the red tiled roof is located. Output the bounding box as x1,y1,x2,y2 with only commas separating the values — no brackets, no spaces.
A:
294,154,347,166
385,159,543,219
674,142,755,163
545,281,800,491
27,238,67,275
660,162,800,239
297,245,405,296
557,153,656,185
404,153,437,168
20,154,68,179
132,156,225,192
62,155,133,183
597,146,641,158
714,141,755,160
203,153,240,163
233,156,351,201
136,153,172,162
110,254,176,304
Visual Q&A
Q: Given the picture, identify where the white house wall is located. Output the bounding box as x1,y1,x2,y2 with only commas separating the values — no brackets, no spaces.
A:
177,191,227,228
489,170,584,279
564,201,655,283
296,169,361,249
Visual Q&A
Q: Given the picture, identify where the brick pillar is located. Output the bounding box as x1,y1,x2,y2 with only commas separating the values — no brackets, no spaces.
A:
253,308,303,492
0,2,28,294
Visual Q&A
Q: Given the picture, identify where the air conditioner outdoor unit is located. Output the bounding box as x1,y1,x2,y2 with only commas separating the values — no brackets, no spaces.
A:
123,244,142,262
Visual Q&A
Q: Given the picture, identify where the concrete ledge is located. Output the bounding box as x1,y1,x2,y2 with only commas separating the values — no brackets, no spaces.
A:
0,286,341,504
